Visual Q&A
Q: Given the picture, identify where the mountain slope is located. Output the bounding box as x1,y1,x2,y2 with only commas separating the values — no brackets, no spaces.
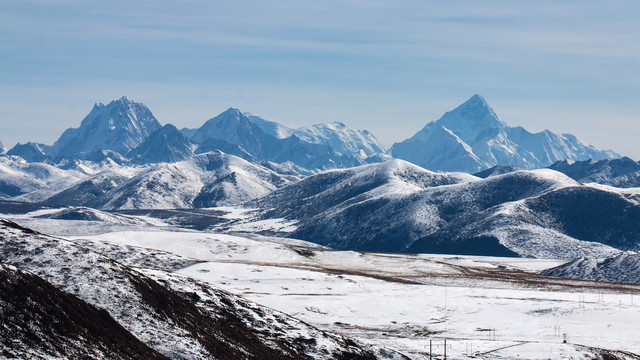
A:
242,159,476,252
51,96,162,158
391,95,619,172
548,157,640,188
0,156,88,201
234,160,636,259
0,262,167,360
474,164,523,178
0,219,402,359
542,253,640,284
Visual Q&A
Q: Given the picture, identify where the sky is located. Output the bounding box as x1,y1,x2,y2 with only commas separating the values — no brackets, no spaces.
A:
1,0,639,158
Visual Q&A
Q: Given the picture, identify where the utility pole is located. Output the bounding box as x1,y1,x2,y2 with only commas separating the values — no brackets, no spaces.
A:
444,339,447,360
429,340,432,360
444,285,447,334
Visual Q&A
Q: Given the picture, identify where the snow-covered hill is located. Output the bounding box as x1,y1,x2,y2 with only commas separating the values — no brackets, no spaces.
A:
63,228,640,360
0,156,89,201
233,160,638,259
0,149,298,210
0,262,167,359
50,96,162,159
41,168,137,207
542,253,640,284
548,157,640,188
85,151,297,210
0,219,403,359
391,95,619,173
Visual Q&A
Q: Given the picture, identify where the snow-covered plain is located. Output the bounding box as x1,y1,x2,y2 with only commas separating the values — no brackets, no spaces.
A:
70,229,640,359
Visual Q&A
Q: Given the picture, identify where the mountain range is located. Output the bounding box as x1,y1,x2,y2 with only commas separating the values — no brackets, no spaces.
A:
391,95,619,173
6,96,389,172
1,95,637,262
4,95,623,175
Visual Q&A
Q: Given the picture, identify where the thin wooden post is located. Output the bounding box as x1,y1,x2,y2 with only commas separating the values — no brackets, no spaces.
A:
444,339,447,360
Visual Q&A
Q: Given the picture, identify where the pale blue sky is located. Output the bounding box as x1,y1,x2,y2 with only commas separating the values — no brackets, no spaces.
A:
1,0,638,158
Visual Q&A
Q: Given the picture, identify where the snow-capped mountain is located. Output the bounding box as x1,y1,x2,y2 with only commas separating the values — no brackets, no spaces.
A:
127,124,197,164
542,253,640,284
187,108,388,170
50,96,162,159
391,95,619,173
6,142,50,163
548,157,640,188
0,219,398,359
235,160,638,260
0,140,5,154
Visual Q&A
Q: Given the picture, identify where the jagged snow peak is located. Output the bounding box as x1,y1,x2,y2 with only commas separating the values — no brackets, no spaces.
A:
50,96,162,158
391,95,619,173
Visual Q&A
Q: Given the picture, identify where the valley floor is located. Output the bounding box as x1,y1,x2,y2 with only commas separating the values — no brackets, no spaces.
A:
12,217,637,360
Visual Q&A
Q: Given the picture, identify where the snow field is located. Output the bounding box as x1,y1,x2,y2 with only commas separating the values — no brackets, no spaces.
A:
75,230,640,359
